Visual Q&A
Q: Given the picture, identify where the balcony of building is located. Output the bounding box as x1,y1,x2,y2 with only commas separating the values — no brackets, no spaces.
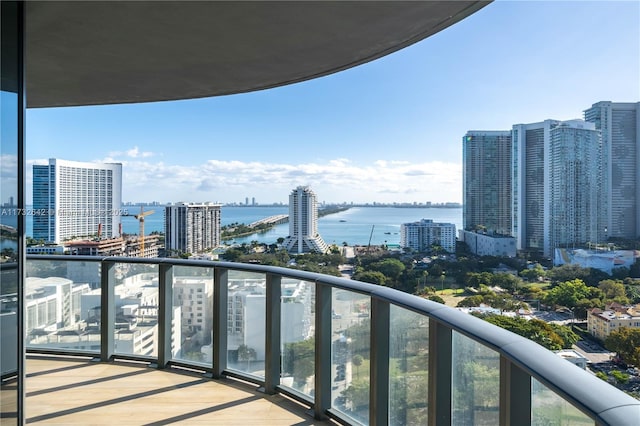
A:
1,255,638,425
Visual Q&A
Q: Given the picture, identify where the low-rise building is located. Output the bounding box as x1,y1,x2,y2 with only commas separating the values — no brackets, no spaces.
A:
458,230,516,257
26,245,65,255
588,304,640,340
64,235,162,258
555,349,588,369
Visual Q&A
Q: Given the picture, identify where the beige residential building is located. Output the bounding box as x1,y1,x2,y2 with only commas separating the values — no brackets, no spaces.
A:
587,304,640,340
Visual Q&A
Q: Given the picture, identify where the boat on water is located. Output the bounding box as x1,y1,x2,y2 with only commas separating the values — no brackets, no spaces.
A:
339,220,347,222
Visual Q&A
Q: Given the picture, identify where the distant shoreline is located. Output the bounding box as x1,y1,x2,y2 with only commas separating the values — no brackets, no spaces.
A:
221,204,462,209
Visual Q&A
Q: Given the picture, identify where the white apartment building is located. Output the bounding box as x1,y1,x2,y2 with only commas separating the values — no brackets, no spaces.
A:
463,130,512,235
458,230,516,257
512,120,558,255
24,277,91,334
33,159,122,244
283,186,329,254
584,101,640,240
208,278,313,363
549,120,604,252
173,276,213,335
400,219,456,253
512,119,605,256
165,202,221,255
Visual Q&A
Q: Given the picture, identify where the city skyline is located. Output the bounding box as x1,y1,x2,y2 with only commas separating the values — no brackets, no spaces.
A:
25,1,639,204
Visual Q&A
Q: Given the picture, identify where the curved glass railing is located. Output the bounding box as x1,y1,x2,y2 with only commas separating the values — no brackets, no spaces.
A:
12,255,639,425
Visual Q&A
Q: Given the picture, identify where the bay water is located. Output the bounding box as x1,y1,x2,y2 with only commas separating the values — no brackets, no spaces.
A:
21,206,463,247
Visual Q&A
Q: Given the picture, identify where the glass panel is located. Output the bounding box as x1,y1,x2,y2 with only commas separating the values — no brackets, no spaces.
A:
171,265,213,365
227,271,265,377
280,279,315,396
389,305,429,425
25,259,101,353
532,378,593,425
1,3,21,421
452,331,500,425
112,263,158,358
332,288,370,425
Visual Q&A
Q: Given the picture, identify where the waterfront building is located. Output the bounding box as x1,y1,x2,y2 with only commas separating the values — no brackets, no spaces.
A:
584,101,640,240
512,120,559,255
282,186,329,254
549,120,604,252
463,130,512,235
512,119,604,256
588,304,640,340
400,219,456,253
32,159,122,244
458,230,516,257
165,202,222,255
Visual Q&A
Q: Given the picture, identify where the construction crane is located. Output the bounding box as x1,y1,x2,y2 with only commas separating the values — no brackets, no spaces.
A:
367,225,375,253
124,206,154,256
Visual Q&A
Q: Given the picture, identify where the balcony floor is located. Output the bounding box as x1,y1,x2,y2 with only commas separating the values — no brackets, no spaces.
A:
25,355,331,425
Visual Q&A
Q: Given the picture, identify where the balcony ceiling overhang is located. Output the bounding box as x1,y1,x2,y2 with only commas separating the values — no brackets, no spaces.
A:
25,1,490,108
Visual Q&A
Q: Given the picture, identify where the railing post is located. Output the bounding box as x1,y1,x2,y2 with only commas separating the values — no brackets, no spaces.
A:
370,298,390,426
263,273,281,394
157,262,173,369
100,260,115,362
428,320,452,426
314,282,332,420
500,356,531,426
212,267,228,378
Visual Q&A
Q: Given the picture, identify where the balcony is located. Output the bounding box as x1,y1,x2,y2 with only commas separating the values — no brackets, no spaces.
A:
2,255,638,425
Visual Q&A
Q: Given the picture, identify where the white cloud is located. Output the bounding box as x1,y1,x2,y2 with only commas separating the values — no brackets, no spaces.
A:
105,158,462,204
108,146,157,159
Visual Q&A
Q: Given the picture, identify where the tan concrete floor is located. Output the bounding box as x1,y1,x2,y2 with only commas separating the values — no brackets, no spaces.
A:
23,355,333,425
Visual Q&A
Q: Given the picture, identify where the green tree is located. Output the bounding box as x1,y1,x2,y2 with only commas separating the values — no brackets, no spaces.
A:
353,270,388,286
605,327,640,366
352,354,364,379
370,258,406,282
598,279,628,303
428,295,445,304
457,295,485,307
341,379,370,411
543,279,604,310
546,264,591,284
237,344,257,369
283,338,315,386
478,315,577,350
520,264,546,282
492,273,522,293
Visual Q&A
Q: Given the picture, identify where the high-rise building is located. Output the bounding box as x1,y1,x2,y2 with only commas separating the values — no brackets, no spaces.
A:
512,120,558,254
400,219,456,253
512,120,604,256
584,101,640,240
32,159,122,244
282,186,329,254
165,202,221,255
462,131,512,235
549,120,604,251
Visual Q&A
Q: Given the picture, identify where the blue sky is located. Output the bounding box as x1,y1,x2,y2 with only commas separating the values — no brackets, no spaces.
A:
26,1,640,205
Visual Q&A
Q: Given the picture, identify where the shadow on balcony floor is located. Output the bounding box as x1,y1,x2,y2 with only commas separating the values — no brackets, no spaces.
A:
26,355,332,425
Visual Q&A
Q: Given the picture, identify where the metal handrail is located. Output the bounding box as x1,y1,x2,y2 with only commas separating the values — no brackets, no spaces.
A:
22,255,640,425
